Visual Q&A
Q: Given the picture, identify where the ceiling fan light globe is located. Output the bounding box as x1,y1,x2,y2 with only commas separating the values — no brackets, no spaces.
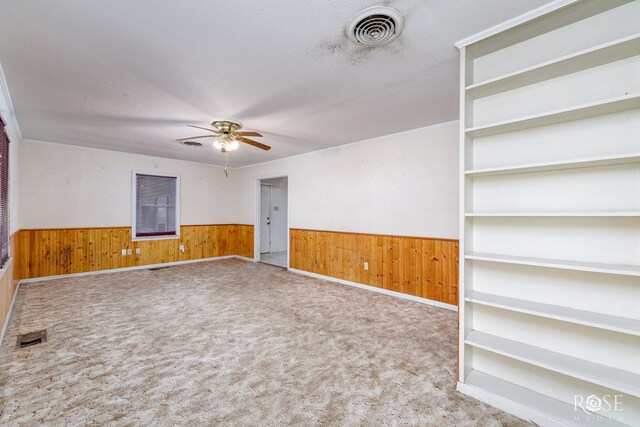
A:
213,138,240,152
226,140,240,151
212,139,224,151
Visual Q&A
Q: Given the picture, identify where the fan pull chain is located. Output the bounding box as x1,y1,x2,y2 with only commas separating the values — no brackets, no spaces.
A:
224,152,230,178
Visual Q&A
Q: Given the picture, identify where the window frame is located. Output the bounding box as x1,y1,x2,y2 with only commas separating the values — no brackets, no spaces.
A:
131,170,181,241
0,114,9,268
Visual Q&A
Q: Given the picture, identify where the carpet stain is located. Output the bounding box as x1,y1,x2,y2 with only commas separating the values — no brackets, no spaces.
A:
0,259,529,426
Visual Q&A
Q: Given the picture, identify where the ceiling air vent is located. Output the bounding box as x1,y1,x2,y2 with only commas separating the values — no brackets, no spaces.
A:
346,6,404,47
182,141,203,147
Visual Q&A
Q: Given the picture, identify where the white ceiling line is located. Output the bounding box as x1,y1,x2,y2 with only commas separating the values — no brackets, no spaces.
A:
235,119,459,170
23,118,459,171
21,138,226,169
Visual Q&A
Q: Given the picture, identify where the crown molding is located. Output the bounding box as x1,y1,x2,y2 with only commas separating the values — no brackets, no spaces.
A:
455,0,579,49
0,60,22,140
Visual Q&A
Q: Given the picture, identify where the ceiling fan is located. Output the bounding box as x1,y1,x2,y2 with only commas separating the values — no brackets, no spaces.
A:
177,120,271,152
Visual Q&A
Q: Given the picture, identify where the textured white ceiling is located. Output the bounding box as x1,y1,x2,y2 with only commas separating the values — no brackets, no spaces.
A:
0,0,550,166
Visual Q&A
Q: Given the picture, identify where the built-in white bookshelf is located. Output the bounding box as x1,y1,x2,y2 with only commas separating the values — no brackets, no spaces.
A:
466,93,640,138
465,212,640,217
462,370,628,427
456,1,640,425
466,33,640,98
465,152,640,177
465,292,640,337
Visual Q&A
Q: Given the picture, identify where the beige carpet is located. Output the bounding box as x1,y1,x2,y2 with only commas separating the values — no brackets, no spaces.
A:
0,259,527,426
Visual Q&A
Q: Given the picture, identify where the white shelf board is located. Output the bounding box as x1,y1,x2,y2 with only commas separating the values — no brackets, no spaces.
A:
466,153,640,177
461,370,627,427
466,331,640,398
466,252,640,277
467,34,640,98
466,291,640,337
466,212,640,217
457,0,630,53
466,93,640,137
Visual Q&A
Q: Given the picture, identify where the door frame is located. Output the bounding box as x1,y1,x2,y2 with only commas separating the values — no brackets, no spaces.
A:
259,183,272,254
255,175,289,268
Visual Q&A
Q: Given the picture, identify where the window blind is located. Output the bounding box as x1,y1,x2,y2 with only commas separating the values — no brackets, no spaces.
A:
0,115,9,267
135,174,177,237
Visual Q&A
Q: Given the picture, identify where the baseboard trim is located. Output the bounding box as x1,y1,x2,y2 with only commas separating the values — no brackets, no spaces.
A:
19,255,255,284
288,268,458,311
0,279,20,347
456,382,565,427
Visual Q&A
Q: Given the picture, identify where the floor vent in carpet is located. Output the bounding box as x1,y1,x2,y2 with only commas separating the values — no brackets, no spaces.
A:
16,330,47,348
148,266,171,271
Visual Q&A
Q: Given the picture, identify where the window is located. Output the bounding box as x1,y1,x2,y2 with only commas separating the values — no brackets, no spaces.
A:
0,115,9,267
132,172,180,238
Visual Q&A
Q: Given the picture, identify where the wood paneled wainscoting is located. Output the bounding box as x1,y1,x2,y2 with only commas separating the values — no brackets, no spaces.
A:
15,224,254,280
290,228,459,306
0,233,19,336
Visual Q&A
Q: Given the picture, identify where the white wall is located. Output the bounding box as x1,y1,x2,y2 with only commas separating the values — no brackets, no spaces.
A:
20,140,235,228
261,176,288,252
0,69,20,234
19,121,459,238
234,121,459,239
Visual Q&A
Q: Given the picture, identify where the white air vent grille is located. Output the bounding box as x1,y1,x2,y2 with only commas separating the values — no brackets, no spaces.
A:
346,6,404,46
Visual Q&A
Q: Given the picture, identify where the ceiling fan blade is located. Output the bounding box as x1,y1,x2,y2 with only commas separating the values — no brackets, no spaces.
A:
187,125,219,133
176,135,214,141
237,136,271,151
235,131,263,137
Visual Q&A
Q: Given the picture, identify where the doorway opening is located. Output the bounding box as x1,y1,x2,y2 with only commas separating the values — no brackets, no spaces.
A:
258,177,288,268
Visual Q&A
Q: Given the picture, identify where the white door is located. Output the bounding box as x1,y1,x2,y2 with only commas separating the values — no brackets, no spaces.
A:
260,184,271,254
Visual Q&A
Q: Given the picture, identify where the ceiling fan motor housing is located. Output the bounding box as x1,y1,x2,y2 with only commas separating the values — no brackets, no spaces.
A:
211,120,242,134
177,120,270,152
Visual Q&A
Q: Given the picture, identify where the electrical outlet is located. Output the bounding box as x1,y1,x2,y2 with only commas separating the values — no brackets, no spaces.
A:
179,244,185,253
121,249,126,256
363,262,369,270
135,248,141,254
127,249,132,255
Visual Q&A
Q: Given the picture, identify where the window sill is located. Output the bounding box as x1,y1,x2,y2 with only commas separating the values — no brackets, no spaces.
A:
0,256,13,277
132,235,180,242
